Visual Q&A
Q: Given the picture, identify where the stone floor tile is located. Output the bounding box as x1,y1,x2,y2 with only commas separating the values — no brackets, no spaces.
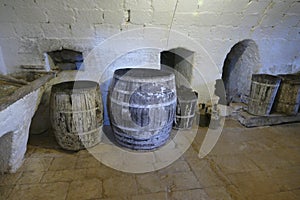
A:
246,151,293,171
0,185,14,199
29,147,71,158
18,157,53,172
0,172,22,186
268,125,300,148
186,157,226,188
131,192,167,200
160,171,201,191
217,128,257,144
7,182,69,200
158,159,191,175
291,189,300,198
75,154,102,169
204,186,233,200
183,146,199,159
227,171,282,197
209,141,251,156
136,172,164,194
17,171,44,184
170,188,209,200
1,120,299,200
267,168,300,191
40,169,87,183
85,166,123,180
274,148,300,166
103,175,138,197
100,196,131,200
212,154,260,174
243,137,284,152
66,178,102,200
252,191,298,200
48,156,77,171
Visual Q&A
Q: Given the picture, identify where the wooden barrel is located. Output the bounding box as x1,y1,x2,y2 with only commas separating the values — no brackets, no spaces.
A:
109,68,176,150
173,86,198,129
50,81,103,150
248,74,281,116
273,74,300,115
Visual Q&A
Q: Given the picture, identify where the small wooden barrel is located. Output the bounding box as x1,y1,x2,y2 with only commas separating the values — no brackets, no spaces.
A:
109,68,176,150
173,86,198,129
273,74,300,115
248,74,281,116
50,81,103,150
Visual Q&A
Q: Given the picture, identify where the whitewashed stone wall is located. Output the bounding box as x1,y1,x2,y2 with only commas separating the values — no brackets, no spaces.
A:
0,0,299,101
0,88,44,172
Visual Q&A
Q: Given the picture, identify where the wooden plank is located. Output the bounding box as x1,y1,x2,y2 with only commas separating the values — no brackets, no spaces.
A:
0,74,29,85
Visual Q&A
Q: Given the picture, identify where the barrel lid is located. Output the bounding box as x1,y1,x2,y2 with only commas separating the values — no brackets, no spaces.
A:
251,74,281,84
52,81,98,91
277,74,300,84
176,85,198,101
113,68,175,82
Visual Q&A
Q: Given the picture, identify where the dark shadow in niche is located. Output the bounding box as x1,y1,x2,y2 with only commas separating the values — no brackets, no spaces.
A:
0,132,13,172
100,78,112,126
160,48,194,86
222,39,261,105
47,49,84,71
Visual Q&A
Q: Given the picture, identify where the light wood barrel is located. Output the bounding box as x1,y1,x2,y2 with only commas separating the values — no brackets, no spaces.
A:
109,68,176,150
173,86,198,129
50,81,103,150
273,74,300,115
248,74,281,116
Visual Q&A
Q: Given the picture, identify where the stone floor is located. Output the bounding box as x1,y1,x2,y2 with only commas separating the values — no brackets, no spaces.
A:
1,118,300,200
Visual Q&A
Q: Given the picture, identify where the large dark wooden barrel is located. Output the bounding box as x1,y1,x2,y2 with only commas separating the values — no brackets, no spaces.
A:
50,81,103,150
109,68,176,150
273,74,300,115
248,74,281,116
173,86,198,129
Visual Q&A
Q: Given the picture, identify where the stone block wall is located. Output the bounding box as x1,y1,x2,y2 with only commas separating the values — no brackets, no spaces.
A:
0,0,299,102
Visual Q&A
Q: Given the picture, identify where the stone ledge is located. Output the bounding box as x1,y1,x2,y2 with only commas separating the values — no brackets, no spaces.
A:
238,111,300,128
0,71,56,111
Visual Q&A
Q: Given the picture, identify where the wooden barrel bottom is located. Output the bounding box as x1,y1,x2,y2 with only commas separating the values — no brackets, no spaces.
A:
53,127,101,151
112,124,172,150
173,115,195,129
275,102,300,115
248,74,281,116
248,99,274,116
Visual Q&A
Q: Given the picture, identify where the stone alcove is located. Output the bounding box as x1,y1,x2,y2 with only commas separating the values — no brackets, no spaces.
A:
46,49,84,71
160,48,194,87
222,39,261,105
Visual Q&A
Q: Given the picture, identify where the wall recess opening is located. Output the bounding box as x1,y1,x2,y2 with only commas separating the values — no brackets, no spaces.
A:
160,48,194,87
46,49,84,71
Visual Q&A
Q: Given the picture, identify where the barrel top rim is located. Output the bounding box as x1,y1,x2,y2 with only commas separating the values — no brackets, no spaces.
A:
52,80,98,91
277,74,300,84
113,68,175,81
251,74,281,83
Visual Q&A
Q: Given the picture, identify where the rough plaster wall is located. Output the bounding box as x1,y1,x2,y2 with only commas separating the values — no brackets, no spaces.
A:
0,0,299,102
